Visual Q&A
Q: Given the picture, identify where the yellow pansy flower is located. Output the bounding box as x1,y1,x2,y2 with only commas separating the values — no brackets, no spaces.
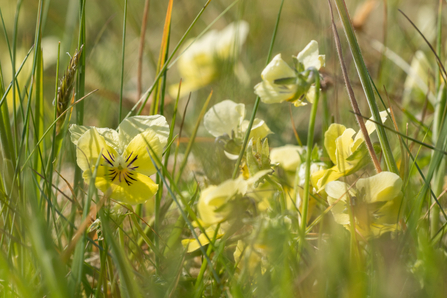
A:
325,171,403,238
170,21,249,98
254,40,325,106
311,110,388,192
69,115,169,205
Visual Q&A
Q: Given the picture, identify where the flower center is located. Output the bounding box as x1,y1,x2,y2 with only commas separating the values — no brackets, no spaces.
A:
102,150,139,186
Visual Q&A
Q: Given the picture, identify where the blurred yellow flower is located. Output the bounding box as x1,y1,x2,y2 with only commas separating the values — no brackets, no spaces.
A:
197,178,248,226
69,115,169,204
234,240,268,274
270,145,304,172
311,110,388,192
325,171,402,238
254,40,325,106
170,21,249,98
181,225,224,253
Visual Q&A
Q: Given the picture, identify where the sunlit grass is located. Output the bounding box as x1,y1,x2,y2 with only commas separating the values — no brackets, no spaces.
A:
0,0,447,297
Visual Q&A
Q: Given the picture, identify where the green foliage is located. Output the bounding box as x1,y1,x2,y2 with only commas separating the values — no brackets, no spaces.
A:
1,0,447,297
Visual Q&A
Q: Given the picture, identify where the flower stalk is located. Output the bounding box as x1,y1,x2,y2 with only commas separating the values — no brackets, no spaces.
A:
332,0,398,175
300,70,320,238
232,0,285,179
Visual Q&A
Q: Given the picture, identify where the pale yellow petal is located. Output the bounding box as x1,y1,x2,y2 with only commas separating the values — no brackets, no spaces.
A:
69,125,90,145
204,100,245,137
123,130,164,177
241,118,273,140
254,80,297,104
198,179,247,226
118,115,169,150
325,124,346,164
335,128,356,172
261,54,296,82
76,128,118,172
356,171,403,203
270,145,303,171
297,40,325,70
325,181,355,225
311,166,345,193
181,226,224,253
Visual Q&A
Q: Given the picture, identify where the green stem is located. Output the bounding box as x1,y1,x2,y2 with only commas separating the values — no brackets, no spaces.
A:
118,0,128,121
333,0,398,174
232,0,284,179
300,71,320,238
430,0,445,238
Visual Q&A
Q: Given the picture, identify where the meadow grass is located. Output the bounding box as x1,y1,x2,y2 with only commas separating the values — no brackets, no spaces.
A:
1,0,447,297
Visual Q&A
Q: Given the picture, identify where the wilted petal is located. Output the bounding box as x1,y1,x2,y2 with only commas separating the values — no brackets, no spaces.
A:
204,100,246,137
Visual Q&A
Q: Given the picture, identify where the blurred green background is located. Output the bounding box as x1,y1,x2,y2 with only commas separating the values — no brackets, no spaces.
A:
0,0,440,156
